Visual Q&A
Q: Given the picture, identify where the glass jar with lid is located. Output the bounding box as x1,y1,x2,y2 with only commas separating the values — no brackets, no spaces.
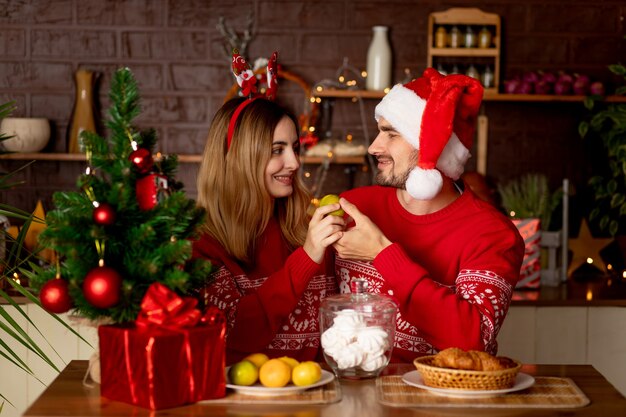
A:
319,278,398,379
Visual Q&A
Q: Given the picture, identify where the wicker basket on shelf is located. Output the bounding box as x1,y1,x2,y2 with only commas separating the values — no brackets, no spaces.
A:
413,355,522,390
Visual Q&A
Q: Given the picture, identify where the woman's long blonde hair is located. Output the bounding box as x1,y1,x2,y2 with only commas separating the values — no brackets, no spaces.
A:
197,98,311,265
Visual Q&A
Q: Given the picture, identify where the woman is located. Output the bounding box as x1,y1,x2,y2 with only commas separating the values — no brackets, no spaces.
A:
193,97,344,364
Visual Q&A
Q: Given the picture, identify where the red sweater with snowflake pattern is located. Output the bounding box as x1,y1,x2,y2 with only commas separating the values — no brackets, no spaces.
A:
192,217,337,365
336,184,524,363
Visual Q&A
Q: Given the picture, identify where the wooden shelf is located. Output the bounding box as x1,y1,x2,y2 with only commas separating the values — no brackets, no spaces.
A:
301,155,365,164
0,153,204,163
429,47,499,57
312,89,388,99
312,89,626,103
0,152,365,165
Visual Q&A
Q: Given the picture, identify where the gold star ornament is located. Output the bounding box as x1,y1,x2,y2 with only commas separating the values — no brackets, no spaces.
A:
567,219,613,276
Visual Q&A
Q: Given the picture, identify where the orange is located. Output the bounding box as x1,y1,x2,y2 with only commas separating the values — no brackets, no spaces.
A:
244,352,269,368
291,361,322,386
228,360,258,386
259,358,292,388
278,356,300,369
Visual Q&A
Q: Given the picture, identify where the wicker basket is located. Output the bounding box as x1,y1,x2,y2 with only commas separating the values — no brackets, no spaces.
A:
413,355,521,390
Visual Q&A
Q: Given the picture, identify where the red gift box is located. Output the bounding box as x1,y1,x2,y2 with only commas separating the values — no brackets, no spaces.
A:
99,283,226,409
512,218,541,289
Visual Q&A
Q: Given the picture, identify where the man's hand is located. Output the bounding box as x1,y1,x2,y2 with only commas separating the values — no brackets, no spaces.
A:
333,198,392,261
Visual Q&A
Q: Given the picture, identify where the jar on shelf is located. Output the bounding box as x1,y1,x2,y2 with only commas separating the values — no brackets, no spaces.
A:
436,63,448,75
464,26,477,48
466,64,480,80
435,26,447,48
319,278,397,379
448,25,461,48
481,65,494,88
478,26,493,48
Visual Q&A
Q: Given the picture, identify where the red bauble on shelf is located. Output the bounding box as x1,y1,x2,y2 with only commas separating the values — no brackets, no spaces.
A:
40,279,73,314
83,266,122,309
129,148,154,174
93,203,116,226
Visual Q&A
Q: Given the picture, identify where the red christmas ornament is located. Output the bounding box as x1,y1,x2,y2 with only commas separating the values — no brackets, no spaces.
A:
129,148,154,174
40,279,73,314
136,173,169,210
93,203,116,226
82,266,122,309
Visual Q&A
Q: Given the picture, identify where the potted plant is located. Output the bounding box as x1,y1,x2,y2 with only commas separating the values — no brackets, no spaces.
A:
1,101,84,412
578,63,626,237
498,173,564,288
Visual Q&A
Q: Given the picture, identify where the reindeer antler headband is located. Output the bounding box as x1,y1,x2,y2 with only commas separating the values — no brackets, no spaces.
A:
226,50,279,151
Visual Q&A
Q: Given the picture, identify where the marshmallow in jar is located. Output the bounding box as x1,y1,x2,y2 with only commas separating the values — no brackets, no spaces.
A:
319,278,398,379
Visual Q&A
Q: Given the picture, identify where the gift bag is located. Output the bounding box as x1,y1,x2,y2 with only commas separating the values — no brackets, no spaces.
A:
512,218,541,289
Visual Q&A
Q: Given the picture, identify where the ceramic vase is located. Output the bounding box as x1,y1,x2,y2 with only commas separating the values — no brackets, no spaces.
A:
68,69,96,153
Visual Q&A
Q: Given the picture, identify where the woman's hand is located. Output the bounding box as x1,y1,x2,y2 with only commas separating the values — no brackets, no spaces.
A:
303,203,346,264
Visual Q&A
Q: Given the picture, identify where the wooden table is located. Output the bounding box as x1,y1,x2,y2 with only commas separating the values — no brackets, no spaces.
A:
23,361,626,417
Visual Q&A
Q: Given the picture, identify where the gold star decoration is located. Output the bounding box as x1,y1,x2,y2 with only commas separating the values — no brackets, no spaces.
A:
567,219,613,276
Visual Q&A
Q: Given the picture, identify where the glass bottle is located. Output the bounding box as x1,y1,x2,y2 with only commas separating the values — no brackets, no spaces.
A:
435,26,447,48
436,63,448,76
68,69,97,153
481,65,494,88
478,26,492,48
464,26,477,48
448,25,461,48
466,64,480,80
451,64,461,74
366,26,392,91
319,278,398,379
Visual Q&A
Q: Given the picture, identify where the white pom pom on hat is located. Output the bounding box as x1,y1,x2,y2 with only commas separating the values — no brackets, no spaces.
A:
374,68,484,200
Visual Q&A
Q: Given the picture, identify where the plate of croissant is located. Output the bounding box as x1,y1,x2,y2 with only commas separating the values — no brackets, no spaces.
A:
405,348,534,397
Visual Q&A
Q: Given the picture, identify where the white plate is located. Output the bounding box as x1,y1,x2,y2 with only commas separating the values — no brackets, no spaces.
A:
402,371,535,398
226,369,335,396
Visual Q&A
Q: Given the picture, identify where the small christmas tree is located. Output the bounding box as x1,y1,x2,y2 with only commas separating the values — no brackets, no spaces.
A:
30,68,212,323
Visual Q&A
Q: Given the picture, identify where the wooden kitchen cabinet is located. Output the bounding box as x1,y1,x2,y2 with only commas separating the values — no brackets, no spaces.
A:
498,305,626,396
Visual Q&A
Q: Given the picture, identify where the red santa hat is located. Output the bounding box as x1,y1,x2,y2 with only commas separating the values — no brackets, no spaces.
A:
374,68,484,200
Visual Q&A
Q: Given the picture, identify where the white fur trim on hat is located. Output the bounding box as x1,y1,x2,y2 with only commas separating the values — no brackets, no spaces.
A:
374,84,426,149
436,133,470,180
406,167,443,200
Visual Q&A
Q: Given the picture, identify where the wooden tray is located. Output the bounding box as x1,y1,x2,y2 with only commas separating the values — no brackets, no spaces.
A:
377,376,589,408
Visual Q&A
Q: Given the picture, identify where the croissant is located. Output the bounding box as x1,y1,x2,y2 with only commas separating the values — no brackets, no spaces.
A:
432,347,515,371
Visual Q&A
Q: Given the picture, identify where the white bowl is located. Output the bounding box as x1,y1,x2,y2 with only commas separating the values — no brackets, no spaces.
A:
0,117,51,152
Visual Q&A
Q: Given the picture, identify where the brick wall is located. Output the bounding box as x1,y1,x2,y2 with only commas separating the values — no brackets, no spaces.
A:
1,0,625,215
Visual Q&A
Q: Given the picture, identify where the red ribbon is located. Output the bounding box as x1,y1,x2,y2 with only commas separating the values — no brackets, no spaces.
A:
136,282,201,329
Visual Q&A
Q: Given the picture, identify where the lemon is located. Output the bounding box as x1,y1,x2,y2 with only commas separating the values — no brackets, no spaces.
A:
278,356,300,369
228,360,259,386
259,358,292,388
319,194,344,217
244,352,269,368
291,361,322,386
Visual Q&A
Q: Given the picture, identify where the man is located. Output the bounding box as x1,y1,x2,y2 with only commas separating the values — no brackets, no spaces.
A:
333,68,524,363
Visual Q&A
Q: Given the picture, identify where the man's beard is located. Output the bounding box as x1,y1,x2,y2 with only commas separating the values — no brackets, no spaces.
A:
375,149,418,189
